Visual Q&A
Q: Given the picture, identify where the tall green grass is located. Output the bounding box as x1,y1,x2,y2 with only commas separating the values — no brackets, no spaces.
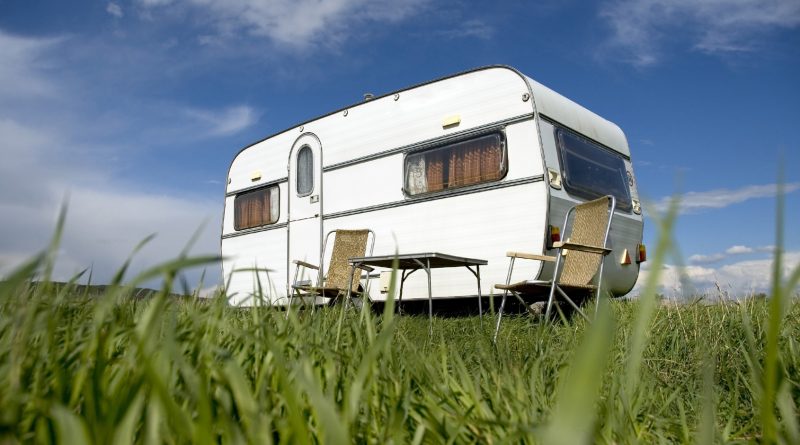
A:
0,201,798,443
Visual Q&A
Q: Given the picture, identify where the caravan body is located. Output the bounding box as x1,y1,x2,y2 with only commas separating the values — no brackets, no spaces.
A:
221,66,643,306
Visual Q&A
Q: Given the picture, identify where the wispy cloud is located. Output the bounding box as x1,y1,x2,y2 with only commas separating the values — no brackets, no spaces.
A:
137,0,430,50
599,0,800,66
106,2,123,18
186,105,259,137
636,251,800,297
434,19,494,40
687,253,726,265
688,244,774,265
0,119,220,284
651,182,800,214
0,30,223,286
0,31,63,100
725,245,753,255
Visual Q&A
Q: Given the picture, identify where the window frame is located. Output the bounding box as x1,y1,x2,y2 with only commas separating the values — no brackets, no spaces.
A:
402,131,508,198
233,184,280,231
296,145,314,197
555,127,632,213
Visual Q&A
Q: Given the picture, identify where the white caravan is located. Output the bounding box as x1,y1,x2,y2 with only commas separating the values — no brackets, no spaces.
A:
221,66,644,307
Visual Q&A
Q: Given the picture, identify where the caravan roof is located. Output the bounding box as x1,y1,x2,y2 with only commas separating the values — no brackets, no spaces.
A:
525,75,630,157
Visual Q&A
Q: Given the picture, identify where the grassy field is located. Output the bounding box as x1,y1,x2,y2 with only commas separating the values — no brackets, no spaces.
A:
1,267,798,443
1,205,798,444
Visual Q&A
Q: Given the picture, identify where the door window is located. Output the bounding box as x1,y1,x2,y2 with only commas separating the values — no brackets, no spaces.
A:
296,145,314,196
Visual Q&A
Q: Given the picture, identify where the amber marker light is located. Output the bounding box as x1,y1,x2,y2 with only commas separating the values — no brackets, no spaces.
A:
637,244,647,263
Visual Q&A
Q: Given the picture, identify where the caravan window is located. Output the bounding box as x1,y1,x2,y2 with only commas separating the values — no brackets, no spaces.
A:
296,145,314,196
404,133,506,196
556,128,632,212
234,185,280,230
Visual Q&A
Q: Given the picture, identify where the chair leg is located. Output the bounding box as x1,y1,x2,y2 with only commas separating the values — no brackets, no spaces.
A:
493,290,509,343
493,257,517,342
555,286,589,322
285,292,293,319
544,280,559,323
594,259,606,315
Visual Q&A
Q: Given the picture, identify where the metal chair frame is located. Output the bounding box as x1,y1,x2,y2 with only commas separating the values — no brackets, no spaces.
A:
288,229,376,313
493,196,616,341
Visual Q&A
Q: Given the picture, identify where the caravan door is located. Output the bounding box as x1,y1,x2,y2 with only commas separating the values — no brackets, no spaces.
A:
288,134,323,286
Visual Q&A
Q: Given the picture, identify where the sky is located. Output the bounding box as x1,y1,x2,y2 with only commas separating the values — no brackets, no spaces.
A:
0,0,798,298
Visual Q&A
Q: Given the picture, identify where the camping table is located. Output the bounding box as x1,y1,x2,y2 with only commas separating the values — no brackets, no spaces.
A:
347,253,487,330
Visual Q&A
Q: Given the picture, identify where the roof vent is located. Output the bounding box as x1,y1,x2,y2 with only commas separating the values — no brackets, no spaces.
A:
363,93,374,101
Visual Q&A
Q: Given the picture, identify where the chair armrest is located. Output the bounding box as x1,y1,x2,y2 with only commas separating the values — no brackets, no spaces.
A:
506,251,556,262
552,242,611,255
292,260,319,270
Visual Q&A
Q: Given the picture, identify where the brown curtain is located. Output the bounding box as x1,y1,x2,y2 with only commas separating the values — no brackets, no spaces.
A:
446,136,501,188
235,189,272,230
426,151,446,192
480,137,502,182
416,134,502,194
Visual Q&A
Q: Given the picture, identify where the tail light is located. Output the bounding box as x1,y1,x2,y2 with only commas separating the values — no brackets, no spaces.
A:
637,244,647,263
548,225,561,248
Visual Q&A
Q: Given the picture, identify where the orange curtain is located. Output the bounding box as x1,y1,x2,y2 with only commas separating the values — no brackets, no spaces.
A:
426,151,445,192
235,190,272,229
416,135,502,194
446,137,501,188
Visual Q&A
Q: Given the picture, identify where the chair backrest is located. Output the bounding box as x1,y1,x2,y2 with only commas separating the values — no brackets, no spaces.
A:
323,229,371,292
558,196,612,287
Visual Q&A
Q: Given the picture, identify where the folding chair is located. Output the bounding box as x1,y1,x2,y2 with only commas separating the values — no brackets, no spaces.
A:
493,196,615,340
289,229,375,311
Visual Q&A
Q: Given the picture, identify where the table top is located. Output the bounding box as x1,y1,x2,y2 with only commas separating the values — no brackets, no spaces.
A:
348,252,487,269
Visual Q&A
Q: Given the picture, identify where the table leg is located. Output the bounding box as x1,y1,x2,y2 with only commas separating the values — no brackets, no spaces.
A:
409,258,432,334
427,259,432,333
398,269,408,315
398,268,420,315
465,265,483,325
477,265,482,324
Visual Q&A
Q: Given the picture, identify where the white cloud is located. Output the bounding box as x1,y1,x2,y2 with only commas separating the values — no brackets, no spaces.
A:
650,182,800,215
186,105,259,136
688,253,726,264
0,31,62,100
435,19,494,40
0,116,221,285
107,2,124,18
725,245,754,255
0,31,223,287
137,0,429,49
687,244,774,265
635,251,800,298
600,0,800,66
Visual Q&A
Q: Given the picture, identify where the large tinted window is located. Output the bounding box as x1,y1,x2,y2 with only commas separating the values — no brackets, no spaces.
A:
234,185,279,230
557,128,631,212
296,146,313,196
405,133,506,196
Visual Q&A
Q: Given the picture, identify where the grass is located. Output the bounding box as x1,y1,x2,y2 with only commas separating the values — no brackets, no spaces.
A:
1,275,798,443
0,200,798,443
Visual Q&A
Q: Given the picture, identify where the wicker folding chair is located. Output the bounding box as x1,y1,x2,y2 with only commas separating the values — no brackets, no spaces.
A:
493,196,616,340
289,229,375,310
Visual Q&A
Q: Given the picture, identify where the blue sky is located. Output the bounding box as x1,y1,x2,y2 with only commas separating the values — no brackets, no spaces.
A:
0,0,798,297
